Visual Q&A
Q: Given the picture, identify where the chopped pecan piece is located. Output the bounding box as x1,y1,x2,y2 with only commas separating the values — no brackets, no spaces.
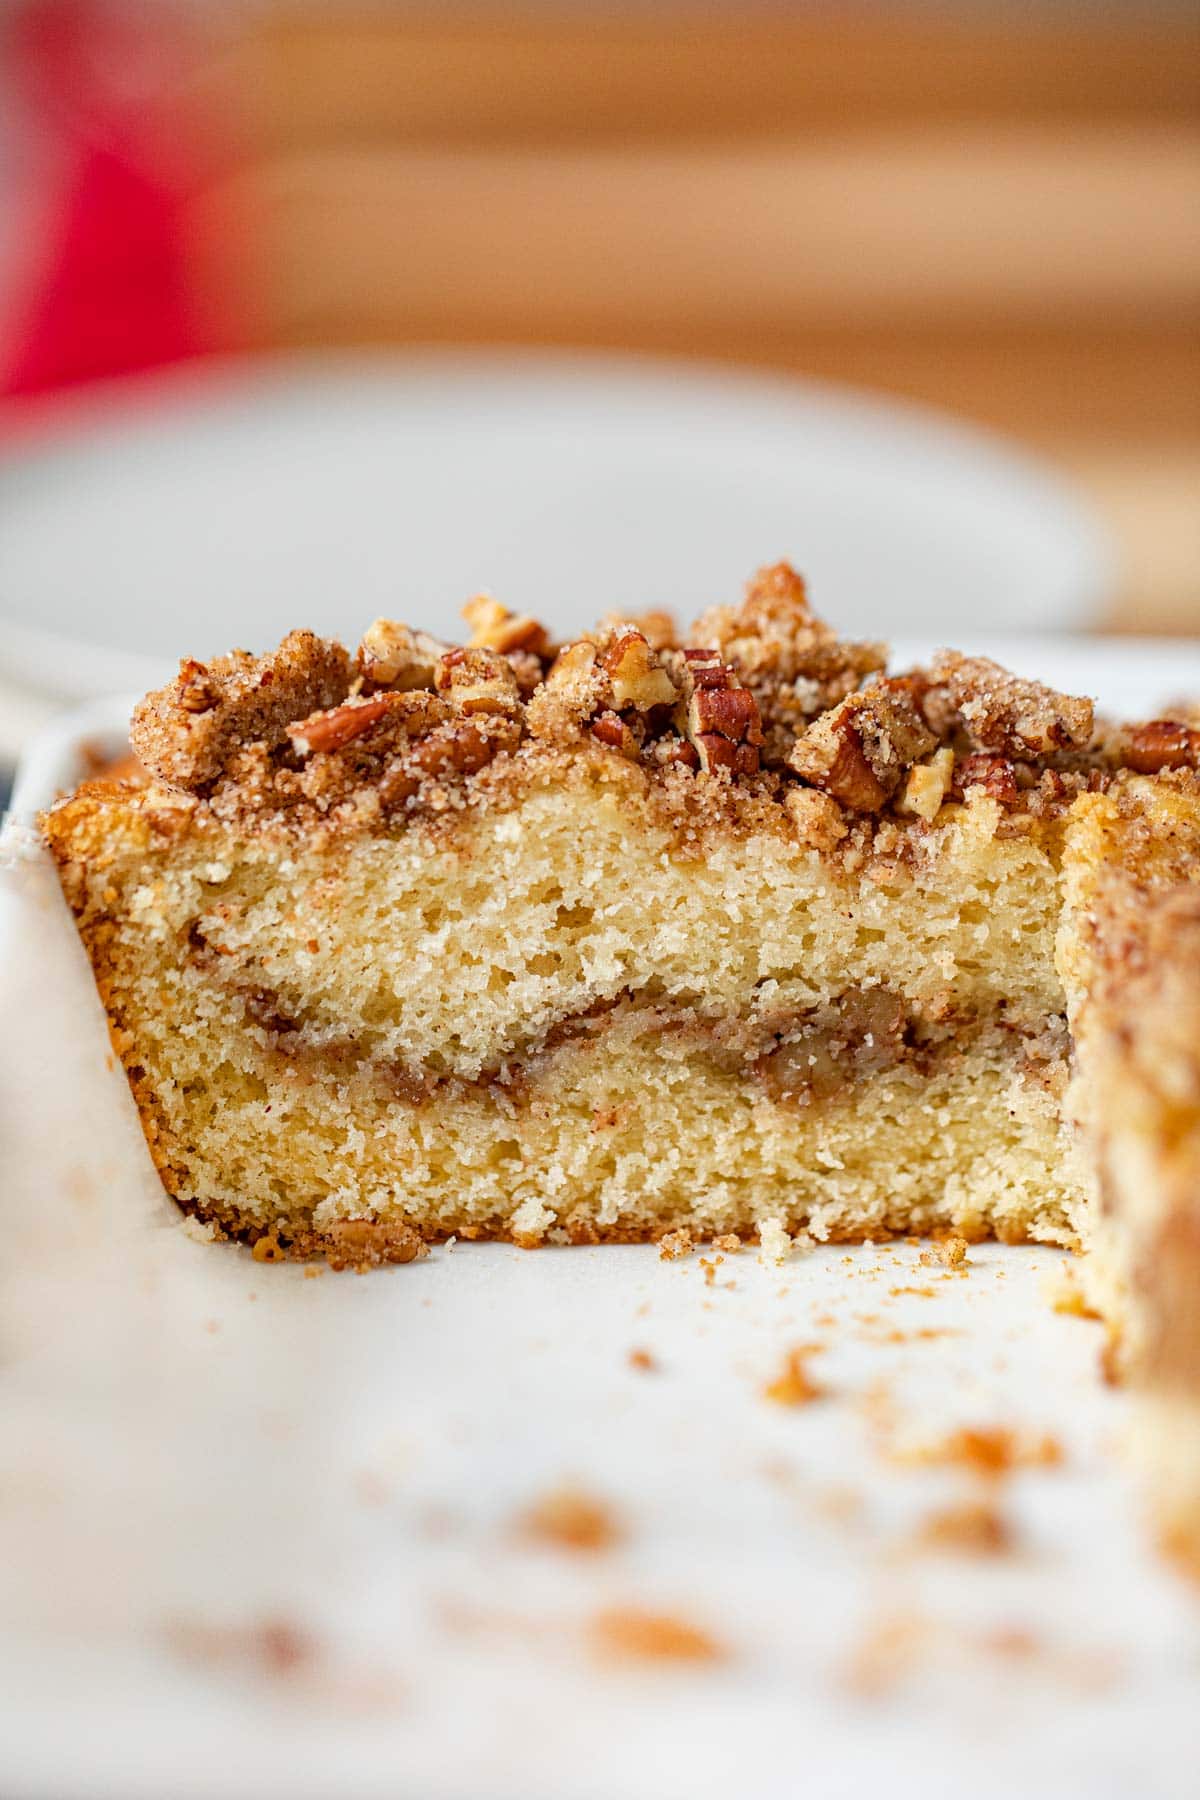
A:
601,631,680,711
405,713,521,779
954,751,1021,807
688,562,886,757
597,608,677,652
789,681,935,813
928,652,1094,757
693,734,761,776
897,746,956,822
590,711,641,759
434,647,522,716
647,735,700,771
671,648,764,776
358,619,447,690
130,631,352,792
1121,720,1200,775
177,660,217,714
287,693,400,755
462,593,550,658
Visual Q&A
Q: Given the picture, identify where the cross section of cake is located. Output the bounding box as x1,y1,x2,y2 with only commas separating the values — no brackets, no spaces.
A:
42,565,1199,1562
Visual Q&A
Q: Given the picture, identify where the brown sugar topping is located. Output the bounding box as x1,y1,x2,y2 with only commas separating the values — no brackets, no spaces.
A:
116,562,1167,847
131,631,352,791
926,651,1095,757
789,679,935,813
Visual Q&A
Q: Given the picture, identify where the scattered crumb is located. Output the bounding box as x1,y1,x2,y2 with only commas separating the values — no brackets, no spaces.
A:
842,1609,1122,1702
302,1264,324,1280
974,1627,1124,1694
444,1235,457,1252
920,1235,969,1270
712,1233,742,1254
658,1228,694,1262
813,1310,837,1327
589,1608,724,1665
869,1326,962,1345
759,1455,799,1489
699,1254,724,1287
517,1484,623,1554
757,1218,792,1265
763,1346,826,1406
979,1624,1041,1660
181,1215,219,1245
354,1470,391,1506
1043,1267,1101,1319
813,1485,865,1527
165,1615,316,1682
1099,1331,1125,1386
627,1347,657,1372
914,1498,1014,1557
888,1285,936,1299
203,1318,221,1335
840,1610,932,1698
894,1426,1063,1480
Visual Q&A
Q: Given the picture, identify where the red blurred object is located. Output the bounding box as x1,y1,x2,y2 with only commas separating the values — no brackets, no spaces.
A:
3,0,229,397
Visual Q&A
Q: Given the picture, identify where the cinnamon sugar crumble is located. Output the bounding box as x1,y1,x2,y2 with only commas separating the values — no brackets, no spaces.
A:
111,563,1137,849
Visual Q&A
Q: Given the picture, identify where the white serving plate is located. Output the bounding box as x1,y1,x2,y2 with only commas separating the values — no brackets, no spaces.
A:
0,350,1113,710
3,638,1199,1800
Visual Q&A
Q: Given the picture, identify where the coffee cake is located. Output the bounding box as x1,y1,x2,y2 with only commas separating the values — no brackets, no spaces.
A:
42,563,1200,1559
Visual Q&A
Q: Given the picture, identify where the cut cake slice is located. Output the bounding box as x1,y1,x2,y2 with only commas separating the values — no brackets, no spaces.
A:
41,563,1200,1560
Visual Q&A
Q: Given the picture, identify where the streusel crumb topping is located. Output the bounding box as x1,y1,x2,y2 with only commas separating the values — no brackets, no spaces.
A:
120,563,1195,846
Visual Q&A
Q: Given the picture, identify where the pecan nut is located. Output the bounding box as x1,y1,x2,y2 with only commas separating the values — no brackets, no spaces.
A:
954,750,1020,807
590,711,641,758
359,619,447,690
462,593,550,658
287,693,398,755
601,631,679,711
1122,720,1200,775
673,647,764,775
789,681,934,813
434,647,522,715
897,746,956,822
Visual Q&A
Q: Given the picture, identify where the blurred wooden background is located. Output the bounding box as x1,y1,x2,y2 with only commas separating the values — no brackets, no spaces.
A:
194,6,1200,632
